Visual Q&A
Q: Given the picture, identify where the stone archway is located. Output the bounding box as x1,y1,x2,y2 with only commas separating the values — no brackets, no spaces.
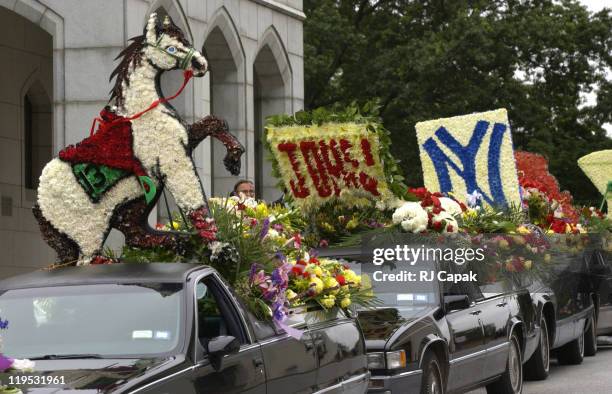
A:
254,27,292,201
203,7,247,197
0,2,59,277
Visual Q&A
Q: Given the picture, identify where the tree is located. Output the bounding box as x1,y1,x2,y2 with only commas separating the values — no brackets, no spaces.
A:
304,0,612,204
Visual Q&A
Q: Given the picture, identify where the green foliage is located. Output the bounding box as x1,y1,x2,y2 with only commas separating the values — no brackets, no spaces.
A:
304,0,612,203
461,204,527,234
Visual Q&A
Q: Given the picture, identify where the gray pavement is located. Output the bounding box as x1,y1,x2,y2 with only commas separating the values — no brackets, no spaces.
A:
467,346,612,394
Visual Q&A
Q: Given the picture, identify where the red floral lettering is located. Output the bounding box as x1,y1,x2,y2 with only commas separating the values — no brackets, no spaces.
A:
278,142,309,198
339,139,359,168
360,138,375,166
300,140,332,197
359,172,380,196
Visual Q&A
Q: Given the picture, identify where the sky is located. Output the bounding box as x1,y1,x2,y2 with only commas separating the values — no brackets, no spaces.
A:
577,0,612,137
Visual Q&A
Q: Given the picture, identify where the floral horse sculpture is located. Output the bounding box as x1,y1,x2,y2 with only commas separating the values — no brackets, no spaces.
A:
33,12,244,265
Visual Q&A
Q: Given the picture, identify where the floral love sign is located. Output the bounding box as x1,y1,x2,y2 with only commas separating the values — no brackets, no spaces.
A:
416,109,521,207
266,123,393,210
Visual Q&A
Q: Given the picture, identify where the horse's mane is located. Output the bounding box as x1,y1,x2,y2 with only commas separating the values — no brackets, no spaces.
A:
109,35,146,108
108,20,192,109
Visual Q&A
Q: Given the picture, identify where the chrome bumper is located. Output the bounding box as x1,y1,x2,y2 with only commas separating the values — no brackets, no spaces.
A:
367,369,422,394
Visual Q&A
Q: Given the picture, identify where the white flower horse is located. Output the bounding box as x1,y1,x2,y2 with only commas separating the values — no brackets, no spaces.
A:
34,12,244,265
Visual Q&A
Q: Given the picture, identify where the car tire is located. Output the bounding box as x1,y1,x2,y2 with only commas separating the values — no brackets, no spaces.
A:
486,333,523,394
524,316,550,380
584,316,598,357
557,323,585,365
420,351,443,394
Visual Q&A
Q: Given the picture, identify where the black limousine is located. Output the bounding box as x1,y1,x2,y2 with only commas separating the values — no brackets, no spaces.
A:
521,245,601,381
0,263,369,393
321,248,538,394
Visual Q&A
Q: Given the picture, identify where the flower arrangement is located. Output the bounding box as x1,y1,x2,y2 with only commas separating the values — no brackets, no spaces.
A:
265,104,410,213
416,109,522,208
239,252,375,332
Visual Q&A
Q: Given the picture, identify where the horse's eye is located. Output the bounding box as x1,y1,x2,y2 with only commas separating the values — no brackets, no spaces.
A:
166,46,177,54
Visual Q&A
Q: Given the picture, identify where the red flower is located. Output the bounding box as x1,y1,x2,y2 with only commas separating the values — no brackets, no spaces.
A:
336,275,346,286
446,224,454,232
550,219,567,234
432,221,443,232
409,187,429,200
309,257,320,265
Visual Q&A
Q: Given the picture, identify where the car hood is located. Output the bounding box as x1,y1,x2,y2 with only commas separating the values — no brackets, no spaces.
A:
0,356,183,393
358,306,437,341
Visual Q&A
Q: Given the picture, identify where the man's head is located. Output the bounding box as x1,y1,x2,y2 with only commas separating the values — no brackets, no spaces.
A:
233,180,255,199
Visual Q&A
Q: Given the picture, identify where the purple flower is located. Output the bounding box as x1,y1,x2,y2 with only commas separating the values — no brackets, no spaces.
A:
275,252,287,262
271,267,289,289
259,218,270,240
273,223,284,232
0,354,13,371
272,301,287,321
248,263,261,284
0,318,8,330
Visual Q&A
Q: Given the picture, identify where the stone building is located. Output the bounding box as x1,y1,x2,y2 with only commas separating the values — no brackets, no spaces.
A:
0,0,304,277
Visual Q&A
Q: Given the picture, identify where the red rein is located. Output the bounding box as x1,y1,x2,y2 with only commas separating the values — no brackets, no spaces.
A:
90,69,194,136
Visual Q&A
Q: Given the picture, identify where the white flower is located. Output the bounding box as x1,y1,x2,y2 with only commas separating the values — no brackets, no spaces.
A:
266,229,280,239
392,202,428,233
439,197,463,217
241,197,258,208
376,197,405,211
432,211,458,233
11,359,35,372
466,190,483,207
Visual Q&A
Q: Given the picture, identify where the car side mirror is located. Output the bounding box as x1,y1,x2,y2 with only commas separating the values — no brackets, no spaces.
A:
444,295,471,312
206,335,240,370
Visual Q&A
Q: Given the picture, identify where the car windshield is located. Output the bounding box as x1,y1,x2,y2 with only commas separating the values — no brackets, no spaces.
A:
0,283,184,359
345,257,440,318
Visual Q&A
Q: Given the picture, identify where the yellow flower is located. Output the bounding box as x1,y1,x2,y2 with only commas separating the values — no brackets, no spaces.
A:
321,222,335,233
543,254,551,263
498,239,509,249
306,264,323,277
309,277,324,295
170,221,181,230
320,295,336,309
517,226,531,235
340,297,351,309
346,217,359,230
286,289,297,300
524,260,533,270
255,203,269,218
323,277,340,294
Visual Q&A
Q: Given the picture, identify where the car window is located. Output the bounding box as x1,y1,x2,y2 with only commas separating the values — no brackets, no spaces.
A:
195,277,247,347
0,283,183,359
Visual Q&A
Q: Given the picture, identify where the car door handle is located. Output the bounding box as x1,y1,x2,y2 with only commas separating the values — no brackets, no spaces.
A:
496,302,508,307
253,357,264,367
470,310,482,315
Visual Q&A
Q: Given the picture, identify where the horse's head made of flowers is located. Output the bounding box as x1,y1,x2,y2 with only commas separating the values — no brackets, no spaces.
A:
143,11,207,76
109,10,208,108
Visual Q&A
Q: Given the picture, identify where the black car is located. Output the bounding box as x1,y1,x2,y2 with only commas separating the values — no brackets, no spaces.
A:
585,248,612,336
0,263,369,393
321,248,537,394
520,246,600,381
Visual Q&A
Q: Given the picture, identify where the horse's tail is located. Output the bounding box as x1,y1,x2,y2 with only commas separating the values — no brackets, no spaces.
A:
33,204,80,264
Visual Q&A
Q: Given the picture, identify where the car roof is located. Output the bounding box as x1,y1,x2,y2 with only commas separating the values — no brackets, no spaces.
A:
0,263,212,290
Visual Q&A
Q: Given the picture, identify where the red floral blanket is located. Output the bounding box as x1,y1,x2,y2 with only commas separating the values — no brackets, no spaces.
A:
59,107,147,177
